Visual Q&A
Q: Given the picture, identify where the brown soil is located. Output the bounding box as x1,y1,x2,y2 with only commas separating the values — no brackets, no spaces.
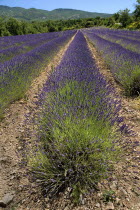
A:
0,33,140,210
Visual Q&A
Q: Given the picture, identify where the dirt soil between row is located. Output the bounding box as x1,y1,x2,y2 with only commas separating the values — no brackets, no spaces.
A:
0,33,140,210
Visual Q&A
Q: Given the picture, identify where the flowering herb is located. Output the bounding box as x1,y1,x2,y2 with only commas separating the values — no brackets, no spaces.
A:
83,28,140,96
0,30,76,116
29,31,124,201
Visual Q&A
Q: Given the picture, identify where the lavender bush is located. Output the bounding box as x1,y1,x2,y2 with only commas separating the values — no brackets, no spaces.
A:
0,31,65,51
83,29,140,96
0,31,68,63
90,28,140,40
92,28,140,54
29,31,123,201
0,30,76,117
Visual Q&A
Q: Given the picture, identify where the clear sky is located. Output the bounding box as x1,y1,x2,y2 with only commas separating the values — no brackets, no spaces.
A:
0,0,137,14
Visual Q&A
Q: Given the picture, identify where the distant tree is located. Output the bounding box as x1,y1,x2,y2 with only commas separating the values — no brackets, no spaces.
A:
106,17,115,26
134,0,140,20
20,21,30,34
119,9,132,27
85,20,94,28
94,16,101,26
48,25,58,32
112,12,120,22
0,17,4,22
0,23,11,36
6,18,23,35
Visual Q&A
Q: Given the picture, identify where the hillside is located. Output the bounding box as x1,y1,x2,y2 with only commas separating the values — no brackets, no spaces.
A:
0,5,112,21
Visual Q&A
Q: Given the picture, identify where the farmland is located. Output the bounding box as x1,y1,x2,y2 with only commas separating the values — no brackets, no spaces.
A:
0,28,140,209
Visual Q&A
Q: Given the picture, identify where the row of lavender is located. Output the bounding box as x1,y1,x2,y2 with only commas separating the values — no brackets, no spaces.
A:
83,29,140,96
29,31,124,200
0,30,76,117
0,31,68,63
109,29,140,40
89,28,140,54
90,28,140,41
95,28,140,39
0,31,67,49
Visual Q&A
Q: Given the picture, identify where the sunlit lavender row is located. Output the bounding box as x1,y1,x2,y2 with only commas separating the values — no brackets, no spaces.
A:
111,30,140,40
0,30,76,116
87,28,140,54
29,31,124,198
103,33,140,54
0,31,66,50
97,28,140,40
40,31,123,128
83,29,140,96
0,31,71,63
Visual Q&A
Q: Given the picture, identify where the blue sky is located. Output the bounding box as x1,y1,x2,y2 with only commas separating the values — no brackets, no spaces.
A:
0,0,137,13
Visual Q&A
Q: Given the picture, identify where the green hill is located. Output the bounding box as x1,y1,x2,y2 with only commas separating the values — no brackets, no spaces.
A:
0,5,112,21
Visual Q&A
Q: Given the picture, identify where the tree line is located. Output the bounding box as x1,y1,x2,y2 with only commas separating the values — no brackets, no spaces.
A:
0,1,139,36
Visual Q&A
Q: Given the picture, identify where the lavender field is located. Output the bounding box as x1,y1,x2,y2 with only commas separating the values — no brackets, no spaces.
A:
0,28,140,204
83,28,140,96
0,30,76,117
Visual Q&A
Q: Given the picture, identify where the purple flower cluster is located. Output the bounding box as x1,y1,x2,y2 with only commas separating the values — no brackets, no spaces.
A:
0,30,76,112
0,31,65,50
90,28,140,54
32,31,124,198
40,31,122,126
91,28,140,40
111,29,140,40
0,31,71,63
83,29,140,95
